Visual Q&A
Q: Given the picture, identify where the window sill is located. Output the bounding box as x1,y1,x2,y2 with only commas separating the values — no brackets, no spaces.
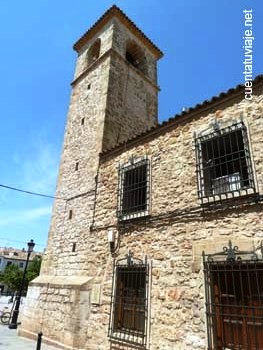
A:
118,210,150,222
109,330,146,347
200,189,260,209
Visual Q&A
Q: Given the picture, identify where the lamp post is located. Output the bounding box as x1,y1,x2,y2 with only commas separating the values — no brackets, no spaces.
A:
9,239,35,329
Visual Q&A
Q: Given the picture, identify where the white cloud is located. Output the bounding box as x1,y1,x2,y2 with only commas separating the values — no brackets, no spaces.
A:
14,141,60,195
0,137,60,248
0,205,52,227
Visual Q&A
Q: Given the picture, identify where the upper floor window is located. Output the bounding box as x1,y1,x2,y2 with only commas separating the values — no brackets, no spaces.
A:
195,121,256,206
125,40,147,75
6,261,12,267
87,39,101,67
19,262,24,268
117,157,150,221
108,252,149,347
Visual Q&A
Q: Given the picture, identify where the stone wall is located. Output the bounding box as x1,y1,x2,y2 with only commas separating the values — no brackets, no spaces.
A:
41,14,160,278
24,85,263,350
20,277,93,349
21,79,263,349
73,18,159,151
111,19,157,83
21,11,162,349
103,18,159,149
84,87,263,349
74,20,114,81
41,52,111,276
75,18,158,86
103,48,158,150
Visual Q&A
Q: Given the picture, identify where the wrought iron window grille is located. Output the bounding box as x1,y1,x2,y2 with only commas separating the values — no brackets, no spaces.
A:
203,240,263,350
117,157,150,221
195,121,257,207
108,251,149,347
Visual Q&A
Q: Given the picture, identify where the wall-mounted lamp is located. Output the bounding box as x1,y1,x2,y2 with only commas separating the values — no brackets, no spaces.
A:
107,228,118,255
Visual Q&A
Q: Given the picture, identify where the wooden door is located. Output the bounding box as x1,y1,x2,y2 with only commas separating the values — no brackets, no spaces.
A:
212,264,263,350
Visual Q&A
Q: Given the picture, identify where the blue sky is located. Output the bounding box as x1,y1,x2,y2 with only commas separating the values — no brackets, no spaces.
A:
0,1,262,251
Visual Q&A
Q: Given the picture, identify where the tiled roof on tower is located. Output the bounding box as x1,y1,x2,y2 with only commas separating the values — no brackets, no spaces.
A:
73,5,163,58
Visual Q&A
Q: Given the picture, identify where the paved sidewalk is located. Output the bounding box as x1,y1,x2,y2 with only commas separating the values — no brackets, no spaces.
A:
0,296,59,349
0,324,58,350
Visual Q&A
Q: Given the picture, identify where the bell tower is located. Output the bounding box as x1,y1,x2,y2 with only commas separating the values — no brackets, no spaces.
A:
20,5,162,349
72,5,162,151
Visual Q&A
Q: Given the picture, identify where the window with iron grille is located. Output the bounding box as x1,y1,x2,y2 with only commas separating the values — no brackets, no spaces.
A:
203,242,263,350
117,157,150,220
108,252,149,347
195,121,256,205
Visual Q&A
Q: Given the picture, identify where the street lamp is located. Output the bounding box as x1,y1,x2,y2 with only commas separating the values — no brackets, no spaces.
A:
9,239,35,329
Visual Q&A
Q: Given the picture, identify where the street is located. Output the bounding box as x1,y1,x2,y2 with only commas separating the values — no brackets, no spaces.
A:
0,324,58,350
0,296,57,350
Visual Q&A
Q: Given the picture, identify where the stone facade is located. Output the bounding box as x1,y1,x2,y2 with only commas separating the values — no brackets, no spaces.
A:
93,87,263,350
20,5,263,350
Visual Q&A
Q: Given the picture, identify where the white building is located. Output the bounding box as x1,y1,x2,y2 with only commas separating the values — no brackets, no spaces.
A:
0,247,41,293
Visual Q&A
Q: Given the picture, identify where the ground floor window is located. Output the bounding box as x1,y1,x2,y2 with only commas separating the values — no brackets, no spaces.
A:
203,242,263,349
108,252,149,347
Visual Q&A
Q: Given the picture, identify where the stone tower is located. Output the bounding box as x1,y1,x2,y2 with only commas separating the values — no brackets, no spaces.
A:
20,6,162,349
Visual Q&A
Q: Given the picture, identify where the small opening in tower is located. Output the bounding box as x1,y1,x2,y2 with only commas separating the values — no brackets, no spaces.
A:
87,39,101,67
81,118,85,126
87,84,91,90
125,40,147,75
69,210,73,220
75,162,79,171
72,242,76,252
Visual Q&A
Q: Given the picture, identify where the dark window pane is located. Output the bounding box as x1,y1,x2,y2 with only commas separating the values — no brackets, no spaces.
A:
201,129,249,195
113,266,146,335
121,162,148,217
195,123,256,205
